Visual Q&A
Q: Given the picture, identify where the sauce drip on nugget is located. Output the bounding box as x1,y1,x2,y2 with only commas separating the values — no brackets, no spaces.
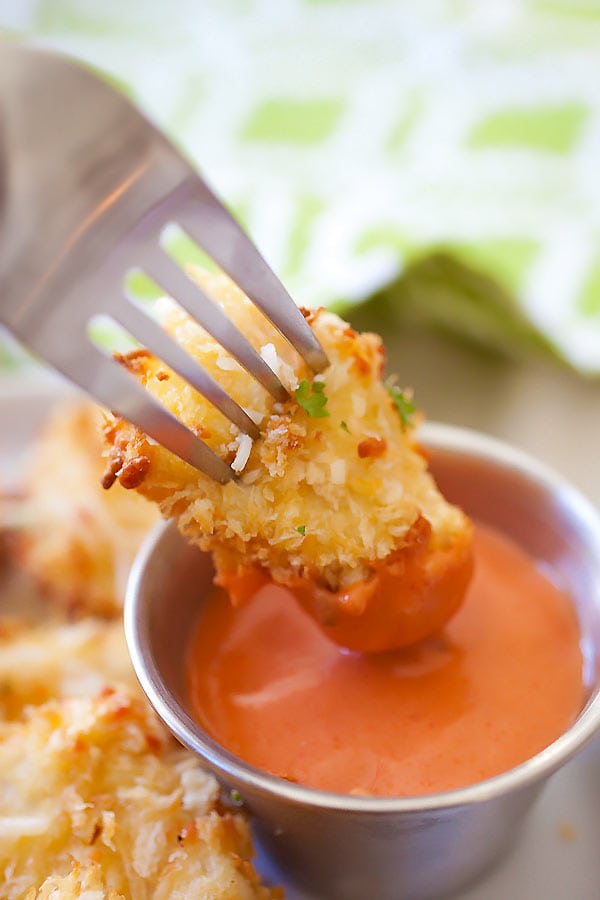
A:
103,269,473,652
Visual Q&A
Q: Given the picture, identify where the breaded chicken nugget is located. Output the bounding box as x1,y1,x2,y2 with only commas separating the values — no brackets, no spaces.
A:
103,269,472,652
25,861,126,899
0,618,134,721
0,687,281,900
16,402,157,617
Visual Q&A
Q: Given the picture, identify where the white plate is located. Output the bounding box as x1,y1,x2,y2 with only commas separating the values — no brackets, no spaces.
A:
2,381,600,900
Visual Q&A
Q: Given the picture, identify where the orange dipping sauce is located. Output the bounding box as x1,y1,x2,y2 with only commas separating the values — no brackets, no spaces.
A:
186,524,584,797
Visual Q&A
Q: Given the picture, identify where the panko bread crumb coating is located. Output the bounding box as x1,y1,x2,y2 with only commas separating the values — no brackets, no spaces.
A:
0,618,281,898
0,618,135,721
17,402,157,617
0,686,281,900
104,269,473,652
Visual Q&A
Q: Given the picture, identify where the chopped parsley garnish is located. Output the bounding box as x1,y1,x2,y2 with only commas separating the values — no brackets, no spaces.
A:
386,384,416,431
296,525,306,535
294,378,330,418
340,420,350,433
230,789,243,806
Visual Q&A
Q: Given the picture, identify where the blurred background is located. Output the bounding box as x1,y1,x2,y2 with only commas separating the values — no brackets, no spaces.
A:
1,0,600,495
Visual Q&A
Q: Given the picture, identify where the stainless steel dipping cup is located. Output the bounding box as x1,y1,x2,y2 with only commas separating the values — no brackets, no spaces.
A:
125,423,600,900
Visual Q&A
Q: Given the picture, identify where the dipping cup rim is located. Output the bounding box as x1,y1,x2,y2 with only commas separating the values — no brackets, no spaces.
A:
125,422,600,814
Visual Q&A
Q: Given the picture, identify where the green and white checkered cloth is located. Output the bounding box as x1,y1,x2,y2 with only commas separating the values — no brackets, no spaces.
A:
2,0,600,373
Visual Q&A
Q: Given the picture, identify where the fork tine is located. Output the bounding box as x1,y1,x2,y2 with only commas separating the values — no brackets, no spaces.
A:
56,345,235,482
141,251,289,402
176,181,330,373
114,299,260,439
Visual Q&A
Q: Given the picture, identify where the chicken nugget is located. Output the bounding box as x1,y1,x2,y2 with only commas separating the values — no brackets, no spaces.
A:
103,269,472,652
16,402,157,617
0,618,134,721
0,687,281,900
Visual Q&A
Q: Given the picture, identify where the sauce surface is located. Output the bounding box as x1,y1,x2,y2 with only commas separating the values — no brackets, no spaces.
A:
187,524,584,797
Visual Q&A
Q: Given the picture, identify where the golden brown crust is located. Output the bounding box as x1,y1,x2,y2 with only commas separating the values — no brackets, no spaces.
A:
101,270,473,650
103,270,471,600
113,347,153,375
299,305,325,324
0,619,136,722
14,402,157,617
0,618,281,898
0,684,281,899
0,408,282,898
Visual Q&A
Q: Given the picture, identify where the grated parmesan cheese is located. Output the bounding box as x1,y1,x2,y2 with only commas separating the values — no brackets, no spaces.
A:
260,342,299,392
216,355,240,372
244,408,264,425
352,394,367,418
0,816,51,838
231,434,253,472
330,460,346,485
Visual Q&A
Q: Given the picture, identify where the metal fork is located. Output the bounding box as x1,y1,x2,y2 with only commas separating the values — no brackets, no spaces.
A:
0,44,328,483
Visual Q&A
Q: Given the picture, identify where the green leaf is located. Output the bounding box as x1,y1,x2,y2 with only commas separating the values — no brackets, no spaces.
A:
295,379,330,418
296,525,306,535
386,385,416,431
230,790,243,806
340,420,350,433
